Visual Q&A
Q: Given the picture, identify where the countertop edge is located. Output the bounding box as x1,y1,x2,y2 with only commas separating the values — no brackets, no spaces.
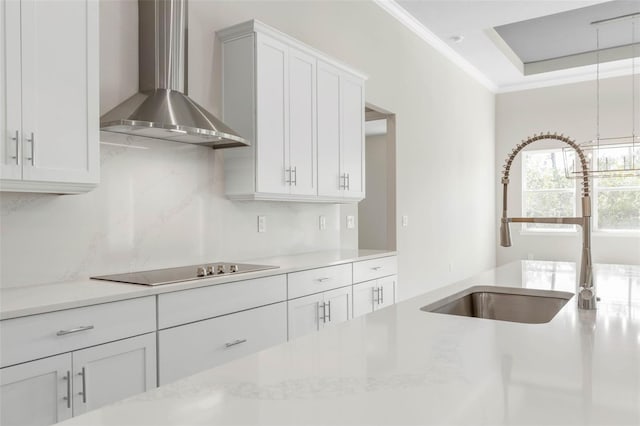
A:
0,250,397,320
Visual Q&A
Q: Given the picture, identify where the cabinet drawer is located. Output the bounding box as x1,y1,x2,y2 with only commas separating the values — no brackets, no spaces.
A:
288,263,352,299
0,297,155,368
353,256,397,283
158,302,287,385
158,275,286,329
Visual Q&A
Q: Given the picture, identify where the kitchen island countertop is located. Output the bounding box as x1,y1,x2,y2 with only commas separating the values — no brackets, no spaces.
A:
56,260,640,425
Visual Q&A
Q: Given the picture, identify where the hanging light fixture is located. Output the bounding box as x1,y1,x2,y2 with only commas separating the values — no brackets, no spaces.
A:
564,12,640,178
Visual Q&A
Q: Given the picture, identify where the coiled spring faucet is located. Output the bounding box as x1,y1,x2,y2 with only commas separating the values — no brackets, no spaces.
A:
500,132,596,310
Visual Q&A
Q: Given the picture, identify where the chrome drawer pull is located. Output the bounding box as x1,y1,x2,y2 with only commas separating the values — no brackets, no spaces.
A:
225,339,247,348
371,266,382,271
56,325,94,336
63,370,71,408
326,300,332,322
317,277,330,282
380,287,384,304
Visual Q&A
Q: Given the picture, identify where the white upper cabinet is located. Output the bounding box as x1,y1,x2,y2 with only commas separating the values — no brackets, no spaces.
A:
219,20,365,203
1,0,99,194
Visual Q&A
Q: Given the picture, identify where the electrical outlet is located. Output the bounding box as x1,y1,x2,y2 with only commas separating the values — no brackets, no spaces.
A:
346,215,355,229
258,215,267,233
402,215,409,227
319,215,327,230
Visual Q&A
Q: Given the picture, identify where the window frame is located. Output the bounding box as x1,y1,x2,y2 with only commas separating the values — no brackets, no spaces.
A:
520,148,578,235
592,170,640,236
519,147,640,236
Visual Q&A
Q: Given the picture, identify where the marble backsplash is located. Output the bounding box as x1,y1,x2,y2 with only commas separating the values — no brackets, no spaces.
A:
0,134,351,288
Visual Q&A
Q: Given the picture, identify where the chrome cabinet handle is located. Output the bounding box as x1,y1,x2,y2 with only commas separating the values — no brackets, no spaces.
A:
339,173,346,190
63,370,71,408
56,325,94,336
326,300,332,322
9,130,19,165
25,132,34,165
380,287,384,304
372,287,379,304
292,166,297,186
371,266,382,271
285,168,291,184
78,367,87,403
318,302,326,323
346,173,350,190
225,338,247,348
317,277,330,282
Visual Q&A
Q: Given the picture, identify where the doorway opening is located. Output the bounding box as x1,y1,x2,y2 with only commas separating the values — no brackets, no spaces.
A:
358,103,397,251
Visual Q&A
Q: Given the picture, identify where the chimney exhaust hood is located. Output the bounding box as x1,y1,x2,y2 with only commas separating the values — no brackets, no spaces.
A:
100,0,249,148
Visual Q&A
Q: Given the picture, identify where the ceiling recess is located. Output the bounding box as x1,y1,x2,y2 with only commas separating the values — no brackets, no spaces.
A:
494,0,640,75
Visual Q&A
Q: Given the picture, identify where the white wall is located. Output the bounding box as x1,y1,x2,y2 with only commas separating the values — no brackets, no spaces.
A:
1,1,497,297
496,75,640,267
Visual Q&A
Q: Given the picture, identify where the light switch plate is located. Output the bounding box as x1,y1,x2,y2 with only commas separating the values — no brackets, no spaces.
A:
258,215,267,233
346,215,355,229
402,215,409,227
319,215,327,230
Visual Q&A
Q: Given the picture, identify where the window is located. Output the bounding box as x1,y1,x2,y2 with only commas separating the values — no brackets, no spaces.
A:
521,150,576,232
521,148,640,234
593,147,640,232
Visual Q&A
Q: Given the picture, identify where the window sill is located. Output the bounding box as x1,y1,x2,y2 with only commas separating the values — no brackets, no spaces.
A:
592,231,640,238
519,230,579,237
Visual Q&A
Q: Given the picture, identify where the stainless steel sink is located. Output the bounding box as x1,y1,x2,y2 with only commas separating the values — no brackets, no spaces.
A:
420,286,573,324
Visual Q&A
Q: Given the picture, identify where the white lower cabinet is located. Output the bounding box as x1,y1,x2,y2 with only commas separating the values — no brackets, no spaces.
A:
287,286,351,340
0,333,156,426
158,302,287,385
0,353,72,426
353,275,397,318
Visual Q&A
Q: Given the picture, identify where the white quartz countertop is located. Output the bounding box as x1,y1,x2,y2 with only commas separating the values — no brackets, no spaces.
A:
57,260,640,426
0,249,395,320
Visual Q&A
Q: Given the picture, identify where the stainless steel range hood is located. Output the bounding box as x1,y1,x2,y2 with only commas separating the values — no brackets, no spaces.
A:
100,0,249,148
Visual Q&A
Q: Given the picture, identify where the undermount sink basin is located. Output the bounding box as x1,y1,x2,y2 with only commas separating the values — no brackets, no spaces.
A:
421,286,573,324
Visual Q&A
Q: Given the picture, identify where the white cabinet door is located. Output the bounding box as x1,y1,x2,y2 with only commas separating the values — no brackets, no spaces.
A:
353,275,396,318
352,279,377,318
1,0,22,181
287,292,324,340
317,61,342,198
377,275,397,310
19,0,99,185
255,33,288,195
0,353,73,426
288,287,351,340
71,333,156,416
159,302,287,385
340,73,365,199
322,286,351,328
288,47,316,196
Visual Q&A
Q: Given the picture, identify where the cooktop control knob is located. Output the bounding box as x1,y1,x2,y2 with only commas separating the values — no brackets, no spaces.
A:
196,266,207,277
216,264,226,274
229,264,239,273
206,265,215,275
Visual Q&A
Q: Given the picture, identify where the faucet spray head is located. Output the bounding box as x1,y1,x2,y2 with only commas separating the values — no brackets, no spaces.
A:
500,219,512,247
